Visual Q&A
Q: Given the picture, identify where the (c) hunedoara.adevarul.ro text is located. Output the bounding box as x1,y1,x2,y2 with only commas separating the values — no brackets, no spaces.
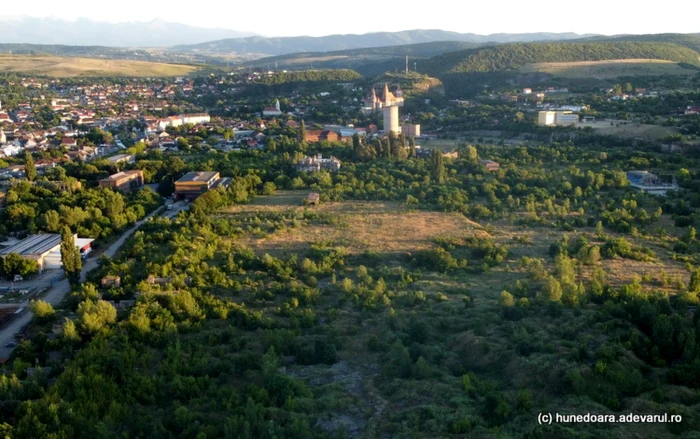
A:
537,412,682,425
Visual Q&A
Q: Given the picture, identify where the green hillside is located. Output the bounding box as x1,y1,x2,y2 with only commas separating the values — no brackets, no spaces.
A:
243,41,482,66
428,42,700,75
371,72,445,96
241,41,483,77
576,33,700,53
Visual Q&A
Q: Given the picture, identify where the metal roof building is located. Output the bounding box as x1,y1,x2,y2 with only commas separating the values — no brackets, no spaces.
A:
0,234,93,272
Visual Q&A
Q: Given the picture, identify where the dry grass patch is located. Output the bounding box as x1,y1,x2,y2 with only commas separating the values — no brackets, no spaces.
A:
520,59,694,78
0,55,197,77
226,191,482,255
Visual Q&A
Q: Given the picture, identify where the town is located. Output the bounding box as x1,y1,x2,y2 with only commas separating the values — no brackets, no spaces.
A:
0,21,700,439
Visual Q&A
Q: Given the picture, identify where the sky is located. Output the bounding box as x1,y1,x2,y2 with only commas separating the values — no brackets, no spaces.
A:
2,0,698,37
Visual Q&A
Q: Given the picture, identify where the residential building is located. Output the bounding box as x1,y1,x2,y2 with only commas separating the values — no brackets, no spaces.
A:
157,113,210,131
296,154,342,173
305,130,339,143
174,171,231,199
101,275,121,287
99,170,145,193
401,124,421,138
479,159,500,172
0,234,94,272
61,137,77,147
107,154,135,165
34,180,82,192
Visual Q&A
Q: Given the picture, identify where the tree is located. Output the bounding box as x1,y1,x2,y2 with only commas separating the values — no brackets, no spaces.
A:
540,276,563,302
465,145,478,163
30,300,55,321
43,210,61,232
384,340,412,379
299,120,307,142
176,137,189,150
77,300,117,334
499,290,515,307
352,133,362,159
1,253,39,279
412,356,431,379
595,221,604,236
431,149,445,184
689,268,700,294
62,318,80,342
60,226,82,284
24,151,36,182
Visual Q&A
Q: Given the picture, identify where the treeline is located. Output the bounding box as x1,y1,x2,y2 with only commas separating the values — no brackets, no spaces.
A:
428,42,700,74
587,33,700,53
253,69,362,86
0,180,161,238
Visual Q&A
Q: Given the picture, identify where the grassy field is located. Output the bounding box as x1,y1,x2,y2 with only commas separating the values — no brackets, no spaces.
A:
225,191,483,255
581,120,679,139
225,191,690,292
216,191,694,437
520,59,695,78
0,55,198,77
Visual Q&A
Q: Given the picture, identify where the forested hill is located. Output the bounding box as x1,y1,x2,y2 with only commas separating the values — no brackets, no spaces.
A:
254,69,362,85
427,42,700,74
575,33,700,53
242,41,483,68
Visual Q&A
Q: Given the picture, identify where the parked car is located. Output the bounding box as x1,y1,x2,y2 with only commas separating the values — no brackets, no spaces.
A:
13,275,23,282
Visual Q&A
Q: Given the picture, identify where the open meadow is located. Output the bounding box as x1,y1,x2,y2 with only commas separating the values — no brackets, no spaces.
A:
520,59,696,78
580,120,680,139
224,190,691,301
0,54,198,77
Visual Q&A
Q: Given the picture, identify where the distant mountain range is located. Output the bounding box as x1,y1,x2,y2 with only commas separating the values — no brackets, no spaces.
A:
0,16,256,47
174,30,598,57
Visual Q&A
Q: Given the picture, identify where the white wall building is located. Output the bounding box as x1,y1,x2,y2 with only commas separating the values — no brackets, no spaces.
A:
0,234,93,272
262,100,282,117
538,110,579,126
157,113,211,131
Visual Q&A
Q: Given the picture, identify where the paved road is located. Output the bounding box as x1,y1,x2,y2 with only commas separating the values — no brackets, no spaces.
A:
0,269,62,291
0,202,188,359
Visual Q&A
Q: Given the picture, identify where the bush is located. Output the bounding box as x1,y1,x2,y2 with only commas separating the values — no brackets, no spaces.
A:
413,248,460,273
0,253,39,279
29,300,55,321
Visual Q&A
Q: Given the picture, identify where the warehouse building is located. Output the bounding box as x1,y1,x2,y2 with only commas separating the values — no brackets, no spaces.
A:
0,234,94,272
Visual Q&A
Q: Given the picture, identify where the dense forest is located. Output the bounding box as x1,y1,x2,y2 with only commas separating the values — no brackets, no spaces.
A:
427,42,700,75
